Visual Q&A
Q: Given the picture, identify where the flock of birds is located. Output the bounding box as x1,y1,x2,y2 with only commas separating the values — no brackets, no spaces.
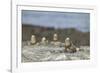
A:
28,33,80,53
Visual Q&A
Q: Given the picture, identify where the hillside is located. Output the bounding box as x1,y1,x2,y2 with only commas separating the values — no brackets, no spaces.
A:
22,24,90,46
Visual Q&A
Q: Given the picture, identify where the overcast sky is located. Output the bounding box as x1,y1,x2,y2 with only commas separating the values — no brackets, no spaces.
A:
22,10,90,32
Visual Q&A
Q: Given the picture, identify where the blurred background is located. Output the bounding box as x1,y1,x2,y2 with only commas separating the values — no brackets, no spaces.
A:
22,10,90,46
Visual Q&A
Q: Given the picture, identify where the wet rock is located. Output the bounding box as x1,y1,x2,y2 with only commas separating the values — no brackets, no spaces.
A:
22,43,90,62
55,53,66,60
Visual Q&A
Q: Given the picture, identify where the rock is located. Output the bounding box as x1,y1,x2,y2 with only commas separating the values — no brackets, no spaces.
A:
22,45,90,62
70,56,79,60
55,53,66,60
51,41,61,46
